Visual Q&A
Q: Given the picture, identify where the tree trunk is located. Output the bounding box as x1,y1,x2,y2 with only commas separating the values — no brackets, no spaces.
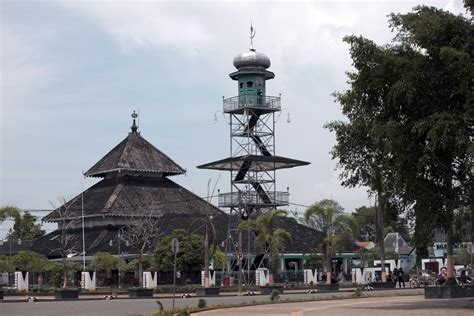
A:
445,174,456,286
38,272,44,287
62,257,68,288
269,243,276,285
446,219,456,285
376,192,387,282
326,245,331,285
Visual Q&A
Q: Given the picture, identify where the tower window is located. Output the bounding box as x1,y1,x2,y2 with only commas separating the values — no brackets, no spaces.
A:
246,81,253,88
239,82,243,89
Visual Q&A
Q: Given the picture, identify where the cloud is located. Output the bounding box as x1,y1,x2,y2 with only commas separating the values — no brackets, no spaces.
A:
0,24,47,119
58,1,213,56
56,1,403,85
443,0,466,14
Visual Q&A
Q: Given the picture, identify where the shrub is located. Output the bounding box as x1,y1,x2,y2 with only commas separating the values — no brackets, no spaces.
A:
198,298,207,308
270,289,280,302
352,288,362,298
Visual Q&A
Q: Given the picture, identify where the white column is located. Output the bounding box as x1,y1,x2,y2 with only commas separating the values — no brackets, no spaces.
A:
304,269,318,285
81,271,96,291
14,271,28,292
256,268,269,286
143,271,158,289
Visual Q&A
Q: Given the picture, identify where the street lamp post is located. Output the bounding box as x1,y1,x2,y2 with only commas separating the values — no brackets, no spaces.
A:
118,232,122,288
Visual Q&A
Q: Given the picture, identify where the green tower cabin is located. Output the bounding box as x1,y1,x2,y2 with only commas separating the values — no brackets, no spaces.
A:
230,47,274,109
198,28,310,220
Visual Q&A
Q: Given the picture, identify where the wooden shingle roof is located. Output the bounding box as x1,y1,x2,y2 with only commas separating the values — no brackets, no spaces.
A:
43,176,223,221
85,131,185,178
34,214,321,258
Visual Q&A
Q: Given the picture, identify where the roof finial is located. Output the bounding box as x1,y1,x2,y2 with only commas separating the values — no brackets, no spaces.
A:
250,22,256,51
131,110,138,133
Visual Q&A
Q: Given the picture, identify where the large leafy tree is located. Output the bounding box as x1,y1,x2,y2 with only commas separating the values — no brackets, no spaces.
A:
152,229,204,273
12,250,49,273
10,211,45,241
352,206,410,243
237,209,292,285
328,4,473,283
304,203,357,284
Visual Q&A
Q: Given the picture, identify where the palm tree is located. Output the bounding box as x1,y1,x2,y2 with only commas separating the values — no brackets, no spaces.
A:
304,203,357,284
237,209,292,285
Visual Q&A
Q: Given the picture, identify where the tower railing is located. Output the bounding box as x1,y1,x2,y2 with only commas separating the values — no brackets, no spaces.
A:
223,95,281,113
218,191,289,208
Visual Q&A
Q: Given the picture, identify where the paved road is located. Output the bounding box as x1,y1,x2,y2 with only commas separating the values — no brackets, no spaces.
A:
196,296,474,316
2,289,465,316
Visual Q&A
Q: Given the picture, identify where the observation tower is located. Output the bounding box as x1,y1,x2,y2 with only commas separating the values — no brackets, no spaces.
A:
198,27,309,220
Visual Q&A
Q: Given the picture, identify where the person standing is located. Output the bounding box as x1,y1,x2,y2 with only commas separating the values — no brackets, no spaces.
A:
397,267,405,288
392,268,398,285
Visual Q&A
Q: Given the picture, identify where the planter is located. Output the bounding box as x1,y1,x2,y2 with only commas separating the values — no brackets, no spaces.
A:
260,285,284,295
195,287,220,296
371,281,396,290
316,283,339,292
128,288,154,299
425,285,474,299
55,288,80,300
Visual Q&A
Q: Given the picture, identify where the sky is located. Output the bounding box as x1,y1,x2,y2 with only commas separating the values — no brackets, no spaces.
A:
0,0,468,237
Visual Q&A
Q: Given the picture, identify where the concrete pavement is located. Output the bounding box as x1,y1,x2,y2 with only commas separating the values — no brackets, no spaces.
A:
195,296,474,316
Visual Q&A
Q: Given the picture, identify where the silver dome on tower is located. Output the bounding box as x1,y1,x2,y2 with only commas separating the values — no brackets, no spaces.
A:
232,24,271,70
233,49,271,70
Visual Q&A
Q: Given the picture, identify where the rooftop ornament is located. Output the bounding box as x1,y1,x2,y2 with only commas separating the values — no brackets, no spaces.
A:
250,22,255,51
131,110,138,133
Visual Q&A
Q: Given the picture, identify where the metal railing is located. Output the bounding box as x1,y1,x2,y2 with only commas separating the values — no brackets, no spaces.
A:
218,191,289,208
223,95,281,113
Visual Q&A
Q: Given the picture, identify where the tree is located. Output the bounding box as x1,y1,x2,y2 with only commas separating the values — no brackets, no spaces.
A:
0,205,20,223
304,253,324,270
210,247,225,270
10,211,45,241
152,229,204,273
0,256,10,273
11,250,49,273
120,214,162,288
352,206,411,243
49,198,80,288
304,202,357,284
11,250,49,287
327,5,473,283
456,249,471,266
356,246,380,268
352,206,376,242
237,209,292,285
90,252,126,271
